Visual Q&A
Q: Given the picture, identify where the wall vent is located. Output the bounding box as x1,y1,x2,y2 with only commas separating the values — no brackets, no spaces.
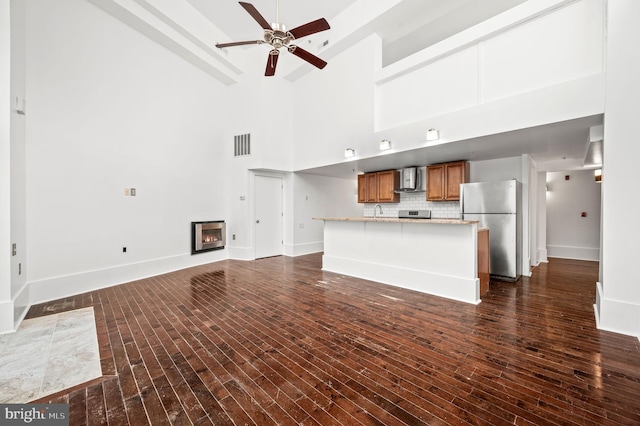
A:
234,133,251,157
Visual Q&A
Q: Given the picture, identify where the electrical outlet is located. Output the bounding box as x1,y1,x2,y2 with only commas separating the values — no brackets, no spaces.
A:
122,247,127,253
232,234,236,240
12,243,16,256
130,188,136,196
18,263,22,275
124,188,130,196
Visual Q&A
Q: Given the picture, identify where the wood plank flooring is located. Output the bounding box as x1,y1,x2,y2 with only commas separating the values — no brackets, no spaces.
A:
28,254,640,425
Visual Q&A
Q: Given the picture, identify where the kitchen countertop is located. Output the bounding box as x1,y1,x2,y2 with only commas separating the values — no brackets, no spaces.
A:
313,217,479,225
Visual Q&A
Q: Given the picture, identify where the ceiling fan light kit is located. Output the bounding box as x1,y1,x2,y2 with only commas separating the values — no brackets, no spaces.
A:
216,1,331,76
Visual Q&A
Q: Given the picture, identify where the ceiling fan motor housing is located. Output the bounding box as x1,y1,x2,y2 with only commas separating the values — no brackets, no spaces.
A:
264,23,293,49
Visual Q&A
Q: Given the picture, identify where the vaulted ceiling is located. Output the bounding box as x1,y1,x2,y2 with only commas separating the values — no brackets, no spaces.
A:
87,0,603,174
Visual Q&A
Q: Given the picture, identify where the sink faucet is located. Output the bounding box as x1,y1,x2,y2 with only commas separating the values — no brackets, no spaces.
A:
373,204,383,218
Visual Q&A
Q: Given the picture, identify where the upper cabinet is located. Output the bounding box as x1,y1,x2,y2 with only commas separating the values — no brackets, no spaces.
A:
377,170,399,202
357,174,367,203
365,173,378,203
357,170,400,203
426,161,469,201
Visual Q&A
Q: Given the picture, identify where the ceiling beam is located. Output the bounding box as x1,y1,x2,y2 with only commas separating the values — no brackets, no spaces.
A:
87,0,245,85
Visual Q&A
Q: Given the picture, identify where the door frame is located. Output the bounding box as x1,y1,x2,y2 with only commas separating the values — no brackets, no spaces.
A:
251,171,284,259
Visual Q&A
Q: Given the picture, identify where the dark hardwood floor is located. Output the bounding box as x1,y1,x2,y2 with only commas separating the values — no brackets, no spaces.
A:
29,254,640,425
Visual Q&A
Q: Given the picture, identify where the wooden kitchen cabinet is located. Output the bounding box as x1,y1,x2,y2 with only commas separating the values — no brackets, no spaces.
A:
376,170,400,202
426,161,469,201
365,173,378,203
478,228,490,297
357,170,399,203
357,174,367,203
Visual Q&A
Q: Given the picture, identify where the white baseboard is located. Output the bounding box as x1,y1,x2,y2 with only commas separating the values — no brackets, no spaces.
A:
322,255,480,305
537,248,548,263
13,282,29,328
228,246,254,260
29,250,228,305
0,283,31,334
0,301,14,334
284,241,323,257
595,286,640,339
28,242,320,308
547,245,599,261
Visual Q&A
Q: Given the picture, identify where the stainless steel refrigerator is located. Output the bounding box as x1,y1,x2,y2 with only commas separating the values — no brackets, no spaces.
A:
460,179,522,281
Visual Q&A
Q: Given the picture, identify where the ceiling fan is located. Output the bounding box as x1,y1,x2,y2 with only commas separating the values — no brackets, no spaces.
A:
215,1,331,76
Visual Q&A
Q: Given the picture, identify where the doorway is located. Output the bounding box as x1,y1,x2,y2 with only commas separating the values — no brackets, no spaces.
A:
254,175,283,259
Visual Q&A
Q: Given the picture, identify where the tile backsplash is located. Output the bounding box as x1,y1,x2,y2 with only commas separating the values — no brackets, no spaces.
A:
362,192,460,219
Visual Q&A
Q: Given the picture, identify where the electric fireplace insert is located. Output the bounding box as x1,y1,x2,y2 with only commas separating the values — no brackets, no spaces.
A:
191,221,225,254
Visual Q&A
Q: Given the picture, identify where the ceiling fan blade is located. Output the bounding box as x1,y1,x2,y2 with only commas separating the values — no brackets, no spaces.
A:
289,18,330,39
288,45,327,69
239,2,271,30
265,52,279,76
216,40,263,48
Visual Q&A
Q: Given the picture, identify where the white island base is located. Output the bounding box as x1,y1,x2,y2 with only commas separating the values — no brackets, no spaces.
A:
316,218,481,304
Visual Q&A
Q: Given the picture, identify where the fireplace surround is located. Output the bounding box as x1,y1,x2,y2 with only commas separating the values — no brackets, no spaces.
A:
191,221,226,254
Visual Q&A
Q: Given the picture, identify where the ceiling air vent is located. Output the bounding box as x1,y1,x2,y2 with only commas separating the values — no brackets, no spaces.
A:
234,133,251,157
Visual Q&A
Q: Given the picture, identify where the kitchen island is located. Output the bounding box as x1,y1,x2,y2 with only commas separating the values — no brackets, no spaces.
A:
314,217,483,304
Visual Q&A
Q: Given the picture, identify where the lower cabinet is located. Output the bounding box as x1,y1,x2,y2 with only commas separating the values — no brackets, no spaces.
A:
478,228,490,296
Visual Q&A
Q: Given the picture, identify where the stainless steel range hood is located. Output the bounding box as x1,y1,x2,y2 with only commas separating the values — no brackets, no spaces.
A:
394,167,424,193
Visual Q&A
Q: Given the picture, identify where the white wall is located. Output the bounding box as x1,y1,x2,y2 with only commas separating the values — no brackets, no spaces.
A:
537,172,548,263
1,1,13,332
598,0,640,339
369,0,605,165
546,170,601,261
481,0,603,103
25,0,230,304
9,0,27,327
470,157,522,182
223,59,295,260
288,173,361,256
0,0,29,333
377,0,604,131
293,35,380,171
377,45,479,130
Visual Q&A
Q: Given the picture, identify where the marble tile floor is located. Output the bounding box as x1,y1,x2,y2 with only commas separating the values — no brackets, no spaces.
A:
0,306,102,403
